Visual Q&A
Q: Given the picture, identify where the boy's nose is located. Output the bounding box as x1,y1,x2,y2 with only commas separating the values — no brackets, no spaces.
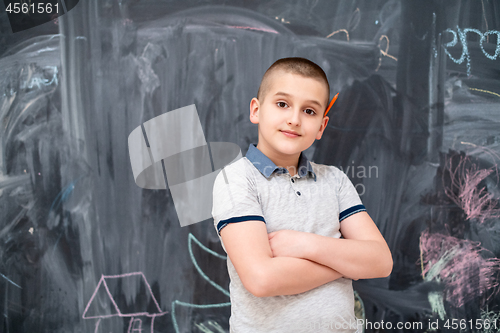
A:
287,108,301,126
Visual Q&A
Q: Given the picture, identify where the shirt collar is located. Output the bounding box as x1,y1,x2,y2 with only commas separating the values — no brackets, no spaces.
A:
245,143,317,181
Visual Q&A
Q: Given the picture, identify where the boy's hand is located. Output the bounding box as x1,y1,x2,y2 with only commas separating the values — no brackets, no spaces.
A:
267,230,312,259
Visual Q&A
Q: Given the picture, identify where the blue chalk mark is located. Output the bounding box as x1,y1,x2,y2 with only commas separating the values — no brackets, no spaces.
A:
49,177,84,256
443,28,468,73
480,30,500,60
443,26,500,76
187,233,229,297
21,66,59,90
1,273,21,289
48,178,81,216
171,233,231,333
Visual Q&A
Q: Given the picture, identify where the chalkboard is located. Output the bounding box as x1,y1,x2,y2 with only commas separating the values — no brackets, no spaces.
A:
1,0,500,332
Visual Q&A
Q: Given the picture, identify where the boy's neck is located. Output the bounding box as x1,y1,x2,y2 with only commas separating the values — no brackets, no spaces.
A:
255,143,301,177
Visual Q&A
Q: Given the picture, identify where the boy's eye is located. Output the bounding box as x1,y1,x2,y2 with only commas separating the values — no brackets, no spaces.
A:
304,108,316,115
277,101,288,108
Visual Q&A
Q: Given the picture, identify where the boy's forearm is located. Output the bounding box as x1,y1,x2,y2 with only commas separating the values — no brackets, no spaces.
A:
303,234,392,279
259,256,343,297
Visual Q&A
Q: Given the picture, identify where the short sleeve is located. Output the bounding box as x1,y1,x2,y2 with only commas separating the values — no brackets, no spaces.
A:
211,163,265,246
336,169,366,222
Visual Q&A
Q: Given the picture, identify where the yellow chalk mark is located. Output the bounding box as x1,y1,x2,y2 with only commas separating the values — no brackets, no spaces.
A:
469,87,500,98
326,29,349,41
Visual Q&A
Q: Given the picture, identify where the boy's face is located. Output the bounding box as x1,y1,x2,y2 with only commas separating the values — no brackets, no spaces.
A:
249,71,330,162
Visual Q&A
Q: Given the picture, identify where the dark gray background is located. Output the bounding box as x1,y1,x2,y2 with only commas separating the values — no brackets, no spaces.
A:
1,0,500,332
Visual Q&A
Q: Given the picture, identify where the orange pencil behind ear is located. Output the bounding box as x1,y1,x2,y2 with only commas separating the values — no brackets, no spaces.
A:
324,93,339,117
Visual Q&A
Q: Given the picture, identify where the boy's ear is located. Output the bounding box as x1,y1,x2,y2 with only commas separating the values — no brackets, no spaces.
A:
315,115,330,140
249,97,260,124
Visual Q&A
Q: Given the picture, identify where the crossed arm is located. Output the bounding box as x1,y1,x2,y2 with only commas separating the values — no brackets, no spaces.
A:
219,211,392,298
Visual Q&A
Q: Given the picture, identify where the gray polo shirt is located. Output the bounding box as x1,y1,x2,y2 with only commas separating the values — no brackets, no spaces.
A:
212,143,366,333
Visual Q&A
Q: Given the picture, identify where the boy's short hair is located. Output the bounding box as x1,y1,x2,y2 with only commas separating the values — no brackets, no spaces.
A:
257,57,330,114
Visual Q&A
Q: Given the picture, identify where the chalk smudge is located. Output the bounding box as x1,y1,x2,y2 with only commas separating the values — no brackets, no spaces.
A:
427,291,446,320
480,307,500,333
443,153,500,224
420,229,500,308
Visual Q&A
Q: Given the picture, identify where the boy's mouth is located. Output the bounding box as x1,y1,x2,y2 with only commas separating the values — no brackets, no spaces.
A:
281,130,300,137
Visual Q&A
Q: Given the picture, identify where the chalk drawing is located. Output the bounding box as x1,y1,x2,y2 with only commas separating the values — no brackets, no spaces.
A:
481,30,500,60
1,272,21,289
48,176,83,221
481,307,500,333
83,272,167,333
460,142,500,174
49,177,85,256
419,232,447,319
427,291,446,320
326,29,349,41
171,233,230,333
376,34,397,71
419,230,500,308
187,233,229,297
469,87,500,98
19,65,58,90
194,320,226,333
347,8,360,32
82,235,230,333
443,27,500,76
442,154,500,224
378,35,397,61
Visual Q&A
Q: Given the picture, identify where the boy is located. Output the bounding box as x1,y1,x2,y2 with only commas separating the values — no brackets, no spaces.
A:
211,57,392,333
